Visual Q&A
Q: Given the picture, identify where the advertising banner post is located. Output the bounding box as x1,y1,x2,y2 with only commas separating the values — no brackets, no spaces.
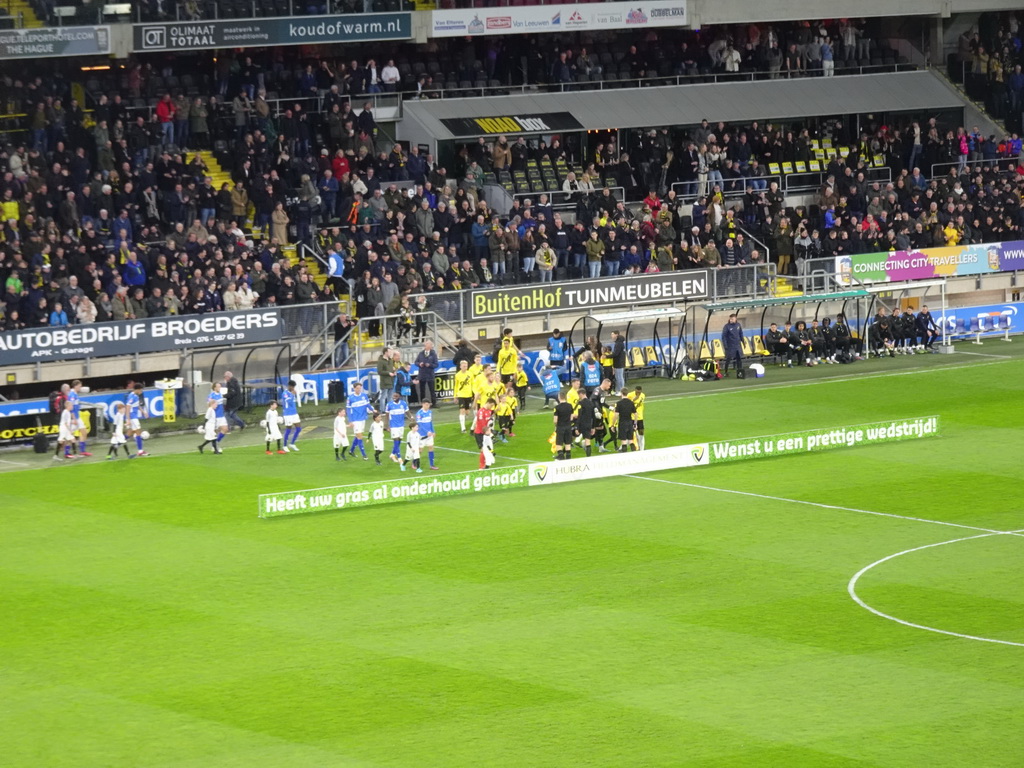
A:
468,271,708,321
0,308,282,366
431,0,688,38
836,240,1024,285
133,13,411,52
0,26,110,58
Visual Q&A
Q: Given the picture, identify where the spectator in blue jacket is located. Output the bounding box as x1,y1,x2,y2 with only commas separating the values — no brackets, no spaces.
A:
49,302,69,327
122,251,146,287
319,169,338,220
471,214,489,261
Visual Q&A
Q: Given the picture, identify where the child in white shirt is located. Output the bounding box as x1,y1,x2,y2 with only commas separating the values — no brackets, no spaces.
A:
333,407,349,461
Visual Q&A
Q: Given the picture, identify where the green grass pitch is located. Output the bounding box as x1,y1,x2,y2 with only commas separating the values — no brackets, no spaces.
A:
2,348,1023,767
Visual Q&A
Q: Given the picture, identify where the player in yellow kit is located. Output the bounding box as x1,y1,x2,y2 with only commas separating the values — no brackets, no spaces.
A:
625,385,647,450
468,353,484,379
453,359,474,433
514,361,529,411
497,337,520,385
495,393,515,442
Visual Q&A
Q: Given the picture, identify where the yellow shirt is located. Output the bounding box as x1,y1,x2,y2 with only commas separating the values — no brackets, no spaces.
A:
496,400,515,417
497,347,518,375
515,370,528,387
566,387,581,413
489,381,506,403
626,391,646,420
468,363,484,378
506,394,519,413
473,374,491,404
454,370,474,398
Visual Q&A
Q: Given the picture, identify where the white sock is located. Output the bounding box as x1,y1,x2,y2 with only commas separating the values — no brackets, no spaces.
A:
459,414,466,430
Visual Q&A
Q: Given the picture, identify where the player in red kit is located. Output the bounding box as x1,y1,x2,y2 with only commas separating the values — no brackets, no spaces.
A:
473,397,495,449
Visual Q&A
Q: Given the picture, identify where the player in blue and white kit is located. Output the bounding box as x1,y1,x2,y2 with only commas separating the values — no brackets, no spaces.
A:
280,380,301,451
385,392,409,463
68,379,92,456
415,400,438,470
125,384,149,457
346,381,373,460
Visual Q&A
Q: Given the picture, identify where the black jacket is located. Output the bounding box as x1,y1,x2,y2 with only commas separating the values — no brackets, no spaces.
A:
225,376,243,410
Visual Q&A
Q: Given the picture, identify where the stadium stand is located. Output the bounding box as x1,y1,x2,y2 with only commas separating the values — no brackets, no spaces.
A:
0,14,1020,339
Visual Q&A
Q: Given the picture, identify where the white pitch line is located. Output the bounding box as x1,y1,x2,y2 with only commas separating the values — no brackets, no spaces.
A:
0,459,30,466
848,532,1024,648
444,443,1013,536
621,474,1018,535
955,351,1013,359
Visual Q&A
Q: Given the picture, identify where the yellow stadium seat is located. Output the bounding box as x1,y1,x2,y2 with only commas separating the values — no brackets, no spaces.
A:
644,345,659,363
711,339,725,359
629,347,646,367
753,335,765,354
741,337,752,356
699,341,712,359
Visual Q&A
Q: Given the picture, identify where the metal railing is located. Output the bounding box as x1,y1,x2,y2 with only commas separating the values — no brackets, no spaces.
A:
511,186,626,211
671,175,781,202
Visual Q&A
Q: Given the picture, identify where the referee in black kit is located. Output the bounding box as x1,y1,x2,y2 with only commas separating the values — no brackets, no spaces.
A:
553,392,575,460
612,387,638,452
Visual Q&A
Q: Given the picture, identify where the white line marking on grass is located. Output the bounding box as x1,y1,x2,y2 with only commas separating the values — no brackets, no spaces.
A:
955,351,1013,359
620,474,1016,535
848,532,1024,648
0,459,30,466
638,359,1012,405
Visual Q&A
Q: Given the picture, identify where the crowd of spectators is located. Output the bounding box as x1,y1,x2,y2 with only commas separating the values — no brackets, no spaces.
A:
1,16,1022,338
953,14,1024,125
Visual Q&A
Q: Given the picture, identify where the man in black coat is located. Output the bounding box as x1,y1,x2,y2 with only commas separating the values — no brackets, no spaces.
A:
223,370,246,430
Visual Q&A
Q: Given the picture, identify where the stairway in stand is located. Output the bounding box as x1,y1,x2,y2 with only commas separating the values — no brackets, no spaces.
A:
774,276,802,298
6,0,44,27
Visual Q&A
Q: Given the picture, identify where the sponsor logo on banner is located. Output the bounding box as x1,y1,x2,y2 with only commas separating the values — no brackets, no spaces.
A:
836,238,1024,285
0,308,282,366
528,444,710,486
468,271,708,320
133,12,411,52
0,26,110,58
440,112,584,138
431,0,687,38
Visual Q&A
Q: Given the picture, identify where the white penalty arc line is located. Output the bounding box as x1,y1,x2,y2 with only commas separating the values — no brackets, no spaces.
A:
847,532,1024,648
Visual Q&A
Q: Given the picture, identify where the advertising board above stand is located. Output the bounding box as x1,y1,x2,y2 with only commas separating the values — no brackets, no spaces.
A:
430,0,688,38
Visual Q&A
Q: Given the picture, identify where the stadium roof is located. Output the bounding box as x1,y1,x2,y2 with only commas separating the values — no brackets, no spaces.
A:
401,71,963,141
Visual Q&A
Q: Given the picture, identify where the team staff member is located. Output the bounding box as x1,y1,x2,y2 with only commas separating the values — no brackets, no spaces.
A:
721,313,745,378
625,385,646,450
414,340,439,404
454,360,474,433
553,392,575,461
611,330,627,392
576,390,599,457
612,387,638,452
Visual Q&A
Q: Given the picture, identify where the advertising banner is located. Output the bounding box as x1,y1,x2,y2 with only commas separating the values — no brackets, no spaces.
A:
468,271,708,321
431,0,688,38
0,412,57,446
937,301,1021,336
0,308,282,366
0,26,110,58
708,417,939,463
528,443,709,486
258,465,530,518
257,416,939,518
133,12,411,52
440,113,583,138
837,240,1024,285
